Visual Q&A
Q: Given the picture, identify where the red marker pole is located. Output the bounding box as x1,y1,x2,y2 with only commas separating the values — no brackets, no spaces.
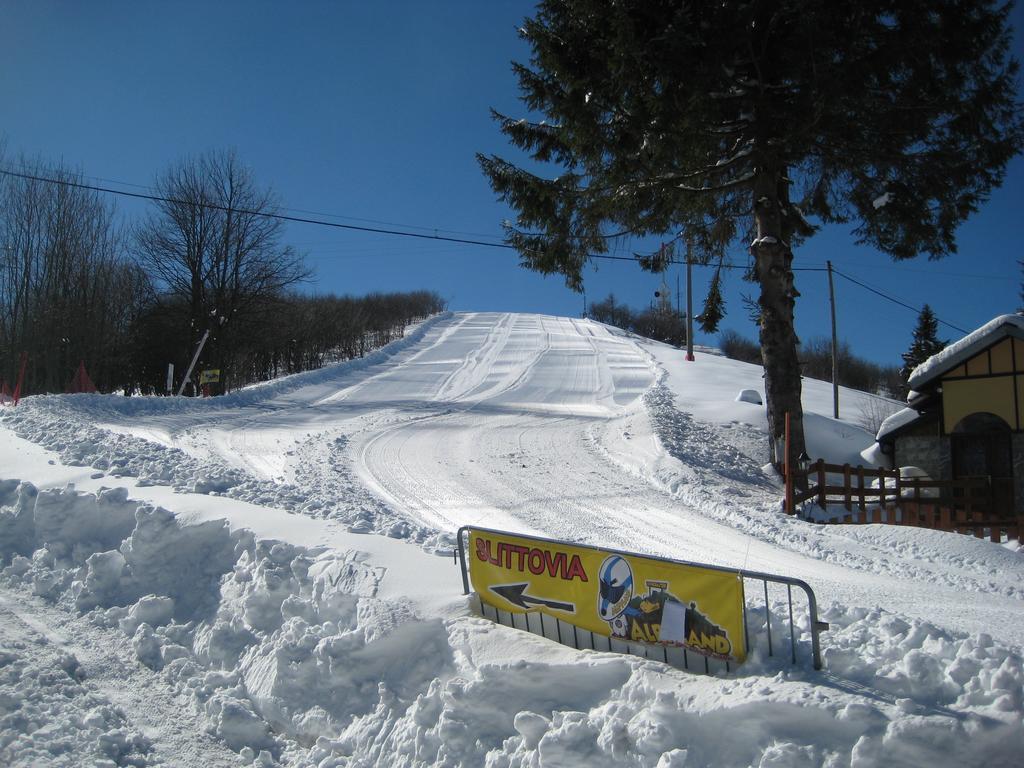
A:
685,240,695,361
12,352,27,405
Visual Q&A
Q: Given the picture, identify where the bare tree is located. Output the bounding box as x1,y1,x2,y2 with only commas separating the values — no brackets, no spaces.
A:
134,150,309,386
0,154,144,393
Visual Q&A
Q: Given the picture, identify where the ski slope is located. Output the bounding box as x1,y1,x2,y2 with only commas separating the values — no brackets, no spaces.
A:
1,312,1022,766
68,311,1021,632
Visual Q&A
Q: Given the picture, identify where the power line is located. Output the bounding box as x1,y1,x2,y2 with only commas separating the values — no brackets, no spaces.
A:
0,166,814,271
0,167,982,307
5,158,516,243
0,167,528,252
825,260,1009,281
831,267,969,334
0,167,683,266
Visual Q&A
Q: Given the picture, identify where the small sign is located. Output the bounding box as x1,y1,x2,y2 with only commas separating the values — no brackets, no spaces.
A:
200,369,221,384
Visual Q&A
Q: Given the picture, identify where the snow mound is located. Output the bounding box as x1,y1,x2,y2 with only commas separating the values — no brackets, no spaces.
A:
735,389,762,405
0,637,152,766
2,481,1023,766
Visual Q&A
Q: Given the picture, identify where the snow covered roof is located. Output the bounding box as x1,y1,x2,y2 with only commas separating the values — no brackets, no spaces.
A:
907,314,1024,391
876,406,923,441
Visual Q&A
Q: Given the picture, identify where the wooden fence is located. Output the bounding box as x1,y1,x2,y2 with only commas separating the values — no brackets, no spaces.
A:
791,460,1021,544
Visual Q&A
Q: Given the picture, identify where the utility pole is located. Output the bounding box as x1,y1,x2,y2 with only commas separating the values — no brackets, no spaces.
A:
177,329,211,396
827,260,839,419
685,240,695,361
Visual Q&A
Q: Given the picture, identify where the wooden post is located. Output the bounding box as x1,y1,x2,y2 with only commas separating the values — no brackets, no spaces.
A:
857,466,866,511
843,464,852,511
817,461,827,508
939,507,951,530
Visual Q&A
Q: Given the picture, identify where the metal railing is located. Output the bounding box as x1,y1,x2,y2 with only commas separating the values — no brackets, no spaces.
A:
455,525,828,673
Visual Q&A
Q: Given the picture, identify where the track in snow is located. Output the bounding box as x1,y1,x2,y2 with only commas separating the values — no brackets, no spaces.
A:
0,589,239,767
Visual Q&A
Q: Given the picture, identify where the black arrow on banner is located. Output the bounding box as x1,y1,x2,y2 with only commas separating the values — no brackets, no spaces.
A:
489,583,576,613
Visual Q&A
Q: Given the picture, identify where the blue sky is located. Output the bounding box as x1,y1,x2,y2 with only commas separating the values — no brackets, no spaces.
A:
1,0,1021,368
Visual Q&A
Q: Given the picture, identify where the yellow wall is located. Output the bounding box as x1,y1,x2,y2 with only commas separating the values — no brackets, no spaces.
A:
943,377,1017,432
990,338,1014,374
967,354,989,377
939,337,1023,432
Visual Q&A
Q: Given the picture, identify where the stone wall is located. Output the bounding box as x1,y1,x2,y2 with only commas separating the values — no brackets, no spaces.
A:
899,434,1023,516
894,436,949,481
1013,433,1024,516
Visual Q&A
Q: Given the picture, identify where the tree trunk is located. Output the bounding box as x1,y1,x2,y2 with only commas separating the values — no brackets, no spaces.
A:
752,168,807,484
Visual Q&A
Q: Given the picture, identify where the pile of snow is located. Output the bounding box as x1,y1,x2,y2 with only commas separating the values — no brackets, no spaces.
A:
735,389,762,405
2,480,1023,766
0,616,153,766
877,407,920,441
1,480,440,764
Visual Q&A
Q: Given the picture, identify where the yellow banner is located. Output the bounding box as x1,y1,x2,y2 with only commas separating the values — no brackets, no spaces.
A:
200,369,221,384
468,528,746,663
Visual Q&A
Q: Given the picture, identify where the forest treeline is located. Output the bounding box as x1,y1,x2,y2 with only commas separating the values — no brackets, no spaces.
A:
587,293,687,347
0,151,446,396
719,330,904,399
587,292,903,400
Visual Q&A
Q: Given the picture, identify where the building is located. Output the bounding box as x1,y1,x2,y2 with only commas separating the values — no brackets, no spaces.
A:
877,314,1024,519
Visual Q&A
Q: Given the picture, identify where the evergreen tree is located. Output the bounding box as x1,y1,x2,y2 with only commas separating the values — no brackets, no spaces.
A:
478,0,1022,467
901,305,947,384
698,266,726,334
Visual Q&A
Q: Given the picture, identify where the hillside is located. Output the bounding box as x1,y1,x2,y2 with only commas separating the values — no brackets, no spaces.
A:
1,312,1022,767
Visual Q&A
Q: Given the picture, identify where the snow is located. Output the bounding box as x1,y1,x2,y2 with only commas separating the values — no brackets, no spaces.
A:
872,191,893,209
1,311,1022,766
908,313,1024,390
735,389,762,405
876,406,921,441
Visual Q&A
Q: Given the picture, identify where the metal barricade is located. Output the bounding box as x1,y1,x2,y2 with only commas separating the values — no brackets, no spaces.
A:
455,525,827,673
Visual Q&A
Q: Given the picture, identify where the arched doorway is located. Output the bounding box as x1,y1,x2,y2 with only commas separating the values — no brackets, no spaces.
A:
951,412,1014,518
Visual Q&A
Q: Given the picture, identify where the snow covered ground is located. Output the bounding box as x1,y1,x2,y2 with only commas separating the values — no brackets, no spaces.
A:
1,312,1022,767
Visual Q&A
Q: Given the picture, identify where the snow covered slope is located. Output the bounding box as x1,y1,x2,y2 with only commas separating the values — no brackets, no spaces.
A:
1,312,1022,767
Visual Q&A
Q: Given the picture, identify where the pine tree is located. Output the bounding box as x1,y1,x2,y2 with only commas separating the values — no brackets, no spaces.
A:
698,266,726,334
478,0,1023,467
901,305,947,384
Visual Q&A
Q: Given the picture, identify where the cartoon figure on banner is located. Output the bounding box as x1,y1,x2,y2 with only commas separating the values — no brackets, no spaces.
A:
597,555,633,636
598,556,734,658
